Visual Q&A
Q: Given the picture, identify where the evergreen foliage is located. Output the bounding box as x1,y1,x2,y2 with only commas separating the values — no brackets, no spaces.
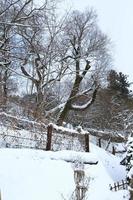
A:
125,136,133,172
107,70,130,96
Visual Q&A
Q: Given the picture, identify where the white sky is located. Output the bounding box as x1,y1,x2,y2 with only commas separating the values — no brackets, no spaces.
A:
61,0,133,86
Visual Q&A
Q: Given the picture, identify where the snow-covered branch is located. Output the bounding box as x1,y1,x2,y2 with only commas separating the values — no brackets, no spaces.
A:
0,22,39,28
71,87,98,111
45,103,66,117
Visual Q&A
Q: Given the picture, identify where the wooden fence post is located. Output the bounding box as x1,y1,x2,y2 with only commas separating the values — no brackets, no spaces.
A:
98,138,102,148
129,175,133,200
114,182,117,191
117,182,120,190
85,134,89,152
46,124,53,151
112,146,115,155
122,180,125,189
74,169,87,200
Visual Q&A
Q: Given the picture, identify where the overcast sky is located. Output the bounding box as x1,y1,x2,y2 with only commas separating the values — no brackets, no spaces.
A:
62,0,133,86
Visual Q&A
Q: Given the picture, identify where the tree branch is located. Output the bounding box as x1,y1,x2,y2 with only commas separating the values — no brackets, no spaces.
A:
71,86,99,111
21,66,38,85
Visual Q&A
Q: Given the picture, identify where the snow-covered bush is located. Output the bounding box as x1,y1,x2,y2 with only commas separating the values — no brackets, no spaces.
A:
126,136,133,200
127,167,133,200
126,137,133,172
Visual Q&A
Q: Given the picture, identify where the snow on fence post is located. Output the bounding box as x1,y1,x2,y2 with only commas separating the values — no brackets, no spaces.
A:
74,167,88,200
85,133,89,152
46,124,53,151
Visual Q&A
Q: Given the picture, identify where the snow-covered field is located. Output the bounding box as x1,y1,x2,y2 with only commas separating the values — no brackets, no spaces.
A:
0,144,130,200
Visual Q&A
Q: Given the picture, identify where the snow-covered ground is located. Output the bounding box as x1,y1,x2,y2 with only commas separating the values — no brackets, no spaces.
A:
0,145,130,200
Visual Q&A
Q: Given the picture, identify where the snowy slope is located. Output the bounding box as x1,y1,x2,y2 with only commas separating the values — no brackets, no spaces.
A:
90,143,127,181
0,146,130,200
87,143,129,200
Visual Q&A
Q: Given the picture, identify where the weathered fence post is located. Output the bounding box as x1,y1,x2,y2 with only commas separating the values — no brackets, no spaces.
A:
112,146,116,155
74,169,87,200
98,138,102,148
117,182,120,190
46,124,53,151
129,175,133,200
122,180,125,189
85,134,89,152
109,184,112,191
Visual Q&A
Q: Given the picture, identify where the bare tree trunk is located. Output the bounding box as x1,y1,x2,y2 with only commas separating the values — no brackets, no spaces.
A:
3,70,8,99
34,85,44,118
57,61,82,125
57,100,71,125
2,70,8,109
56,9,110,126
0,72,3,100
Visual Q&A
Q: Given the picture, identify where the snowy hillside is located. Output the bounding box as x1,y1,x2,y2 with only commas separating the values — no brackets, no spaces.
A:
0,145,129,200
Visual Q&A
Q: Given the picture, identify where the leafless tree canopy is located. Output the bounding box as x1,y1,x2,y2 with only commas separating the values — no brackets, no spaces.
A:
0,2,112,123
56,9,111,125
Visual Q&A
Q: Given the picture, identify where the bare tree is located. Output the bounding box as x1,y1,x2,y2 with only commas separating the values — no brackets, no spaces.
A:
56,9,111,125
0,0,17,104
0,0,60,112
12,0,65,114
0,2,111,123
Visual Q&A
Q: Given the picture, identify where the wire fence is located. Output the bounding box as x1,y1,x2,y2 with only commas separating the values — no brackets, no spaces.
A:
109,179,128,191
0,112,126,153
0,122,87,152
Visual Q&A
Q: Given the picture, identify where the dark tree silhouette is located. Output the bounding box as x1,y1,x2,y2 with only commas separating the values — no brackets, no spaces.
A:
107,70,130,96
